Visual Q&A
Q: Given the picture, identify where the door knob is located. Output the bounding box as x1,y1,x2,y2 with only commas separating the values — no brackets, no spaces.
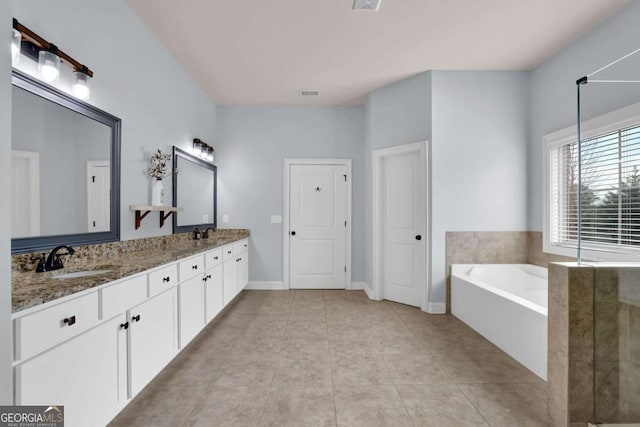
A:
290,231,296,236
415,235,422,241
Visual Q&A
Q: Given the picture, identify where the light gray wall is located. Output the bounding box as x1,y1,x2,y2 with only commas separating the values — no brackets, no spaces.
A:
430,71,529,303
13,0,217,240
364,72,432,290
0,4,13,404
215,106,365,283
527,1,640,231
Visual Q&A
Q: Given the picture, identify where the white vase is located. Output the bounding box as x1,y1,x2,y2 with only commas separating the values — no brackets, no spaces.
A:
151,179,165,206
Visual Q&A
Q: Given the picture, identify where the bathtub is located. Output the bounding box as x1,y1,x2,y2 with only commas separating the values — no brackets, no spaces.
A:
451,264,548,380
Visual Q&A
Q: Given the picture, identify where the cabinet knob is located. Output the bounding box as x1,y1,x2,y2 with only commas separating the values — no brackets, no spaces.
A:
290,231,296,236
214,256,219,260
192,265,198,270
162,276,171,283
415,235,422,241
120,322,129,330
131,314,141,323
236,258,241,262
203,276,208,282
207,274,212,279
63,315,76,326
244,244,247,247
227,250,232,254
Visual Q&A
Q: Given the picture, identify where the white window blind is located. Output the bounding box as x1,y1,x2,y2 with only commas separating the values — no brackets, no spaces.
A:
550,125,640,253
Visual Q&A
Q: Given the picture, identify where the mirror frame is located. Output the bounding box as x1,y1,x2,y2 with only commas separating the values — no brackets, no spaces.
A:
172,146,217,234
11,69,121,254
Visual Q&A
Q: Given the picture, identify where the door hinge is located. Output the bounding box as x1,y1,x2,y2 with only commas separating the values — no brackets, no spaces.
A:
92,221,96,227
91,176,95,183
344,220,347,227
343,174,347,182
344,266,347,273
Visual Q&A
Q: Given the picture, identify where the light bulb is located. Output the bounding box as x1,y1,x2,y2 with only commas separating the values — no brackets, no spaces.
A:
73,71,91,100
193,140,202,156
11,29,21,65
38,50,60,84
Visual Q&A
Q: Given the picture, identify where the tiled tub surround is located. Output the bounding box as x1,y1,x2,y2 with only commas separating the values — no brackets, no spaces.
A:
547,263,640,426
446,231,574,312
11,229,249,312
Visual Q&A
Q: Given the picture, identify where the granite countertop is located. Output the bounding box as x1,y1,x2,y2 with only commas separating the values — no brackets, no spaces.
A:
12,232,249,313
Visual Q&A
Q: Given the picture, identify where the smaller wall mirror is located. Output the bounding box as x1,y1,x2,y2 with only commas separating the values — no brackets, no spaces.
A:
173,146,217,233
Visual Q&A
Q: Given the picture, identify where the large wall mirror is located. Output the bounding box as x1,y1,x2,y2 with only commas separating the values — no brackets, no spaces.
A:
11,69,121,253
173,146,217,234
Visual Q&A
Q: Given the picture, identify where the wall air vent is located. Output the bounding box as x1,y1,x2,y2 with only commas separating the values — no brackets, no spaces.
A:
353,0,382,11
300,90,319,96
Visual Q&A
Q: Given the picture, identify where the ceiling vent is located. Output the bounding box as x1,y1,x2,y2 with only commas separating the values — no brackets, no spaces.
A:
300,90,319,97
353,0,382,11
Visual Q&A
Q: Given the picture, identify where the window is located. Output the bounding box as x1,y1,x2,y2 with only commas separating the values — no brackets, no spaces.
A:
545,103,640,260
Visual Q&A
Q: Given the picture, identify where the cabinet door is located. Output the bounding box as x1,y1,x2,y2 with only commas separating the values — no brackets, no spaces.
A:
15,314,127,427
179,275,205,348
128,288,178,397
237,253,249,293
205,264,223,323
223,258,237,306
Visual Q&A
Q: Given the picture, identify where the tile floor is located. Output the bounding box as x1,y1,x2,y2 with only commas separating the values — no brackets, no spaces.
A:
109,290,549,426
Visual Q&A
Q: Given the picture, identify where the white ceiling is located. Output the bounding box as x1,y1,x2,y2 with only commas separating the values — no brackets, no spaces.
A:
125,0,630,106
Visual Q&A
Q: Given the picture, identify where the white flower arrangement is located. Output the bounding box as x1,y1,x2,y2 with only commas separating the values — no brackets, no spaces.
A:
147,149,172,181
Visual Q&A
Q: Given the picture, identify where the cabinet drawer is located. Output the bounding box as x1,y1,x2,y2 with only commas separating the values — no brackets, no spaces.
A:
148,264,178,297
14,292,99,361
205,248,223,269
222,244,234,261
233,239,248,255
101,274,148,320
178,254,205,282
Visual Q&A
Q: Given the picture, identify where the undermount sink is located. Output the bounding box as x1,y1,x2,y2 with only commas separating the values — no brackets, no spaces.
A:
52,269,113,279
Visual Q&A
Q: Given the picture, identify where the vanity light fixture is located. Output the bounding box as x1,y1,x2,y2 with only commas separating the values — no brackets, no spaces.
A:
11,28,21,65
13,18,94,100
193,139,215,163
38,47,61,84
73,66,91,100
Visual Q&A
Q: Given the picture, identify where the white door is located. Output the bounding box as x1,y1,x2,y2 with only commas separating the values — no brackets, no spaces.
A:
128,288,178,397
205,264,223,323
11,150,40,238
382,150,425,307
178,275,205,348
223,258,237,306
289,164,348,289
15,314,127,427
237,253,248,293
87,161,110,232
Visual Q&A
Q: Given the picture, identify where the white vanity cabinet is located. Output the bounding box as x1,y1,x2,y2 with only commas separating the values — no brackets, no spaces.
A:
12,237,249,427
235,239,249,293
15,313,128,427
223,250,238,306
178,274,205,348
204,248,224,323
222,239,249,305
127,287,178,396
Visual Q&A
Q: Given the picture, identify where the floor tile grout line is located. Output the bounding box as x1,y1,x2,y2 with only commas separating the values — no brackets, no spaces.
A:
455,383,495,427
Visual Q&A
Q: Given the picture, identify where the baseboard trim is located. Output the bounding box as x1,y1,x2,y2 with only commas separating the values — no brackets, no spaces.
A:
245,281,285,290
426,303,446,314
363,283,375,300
351,281,366,290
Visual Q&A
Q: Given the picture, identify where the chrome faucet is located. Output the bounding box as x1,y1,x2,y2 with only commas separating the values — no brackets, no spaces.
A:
44,245,75,271
202,227,216,239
